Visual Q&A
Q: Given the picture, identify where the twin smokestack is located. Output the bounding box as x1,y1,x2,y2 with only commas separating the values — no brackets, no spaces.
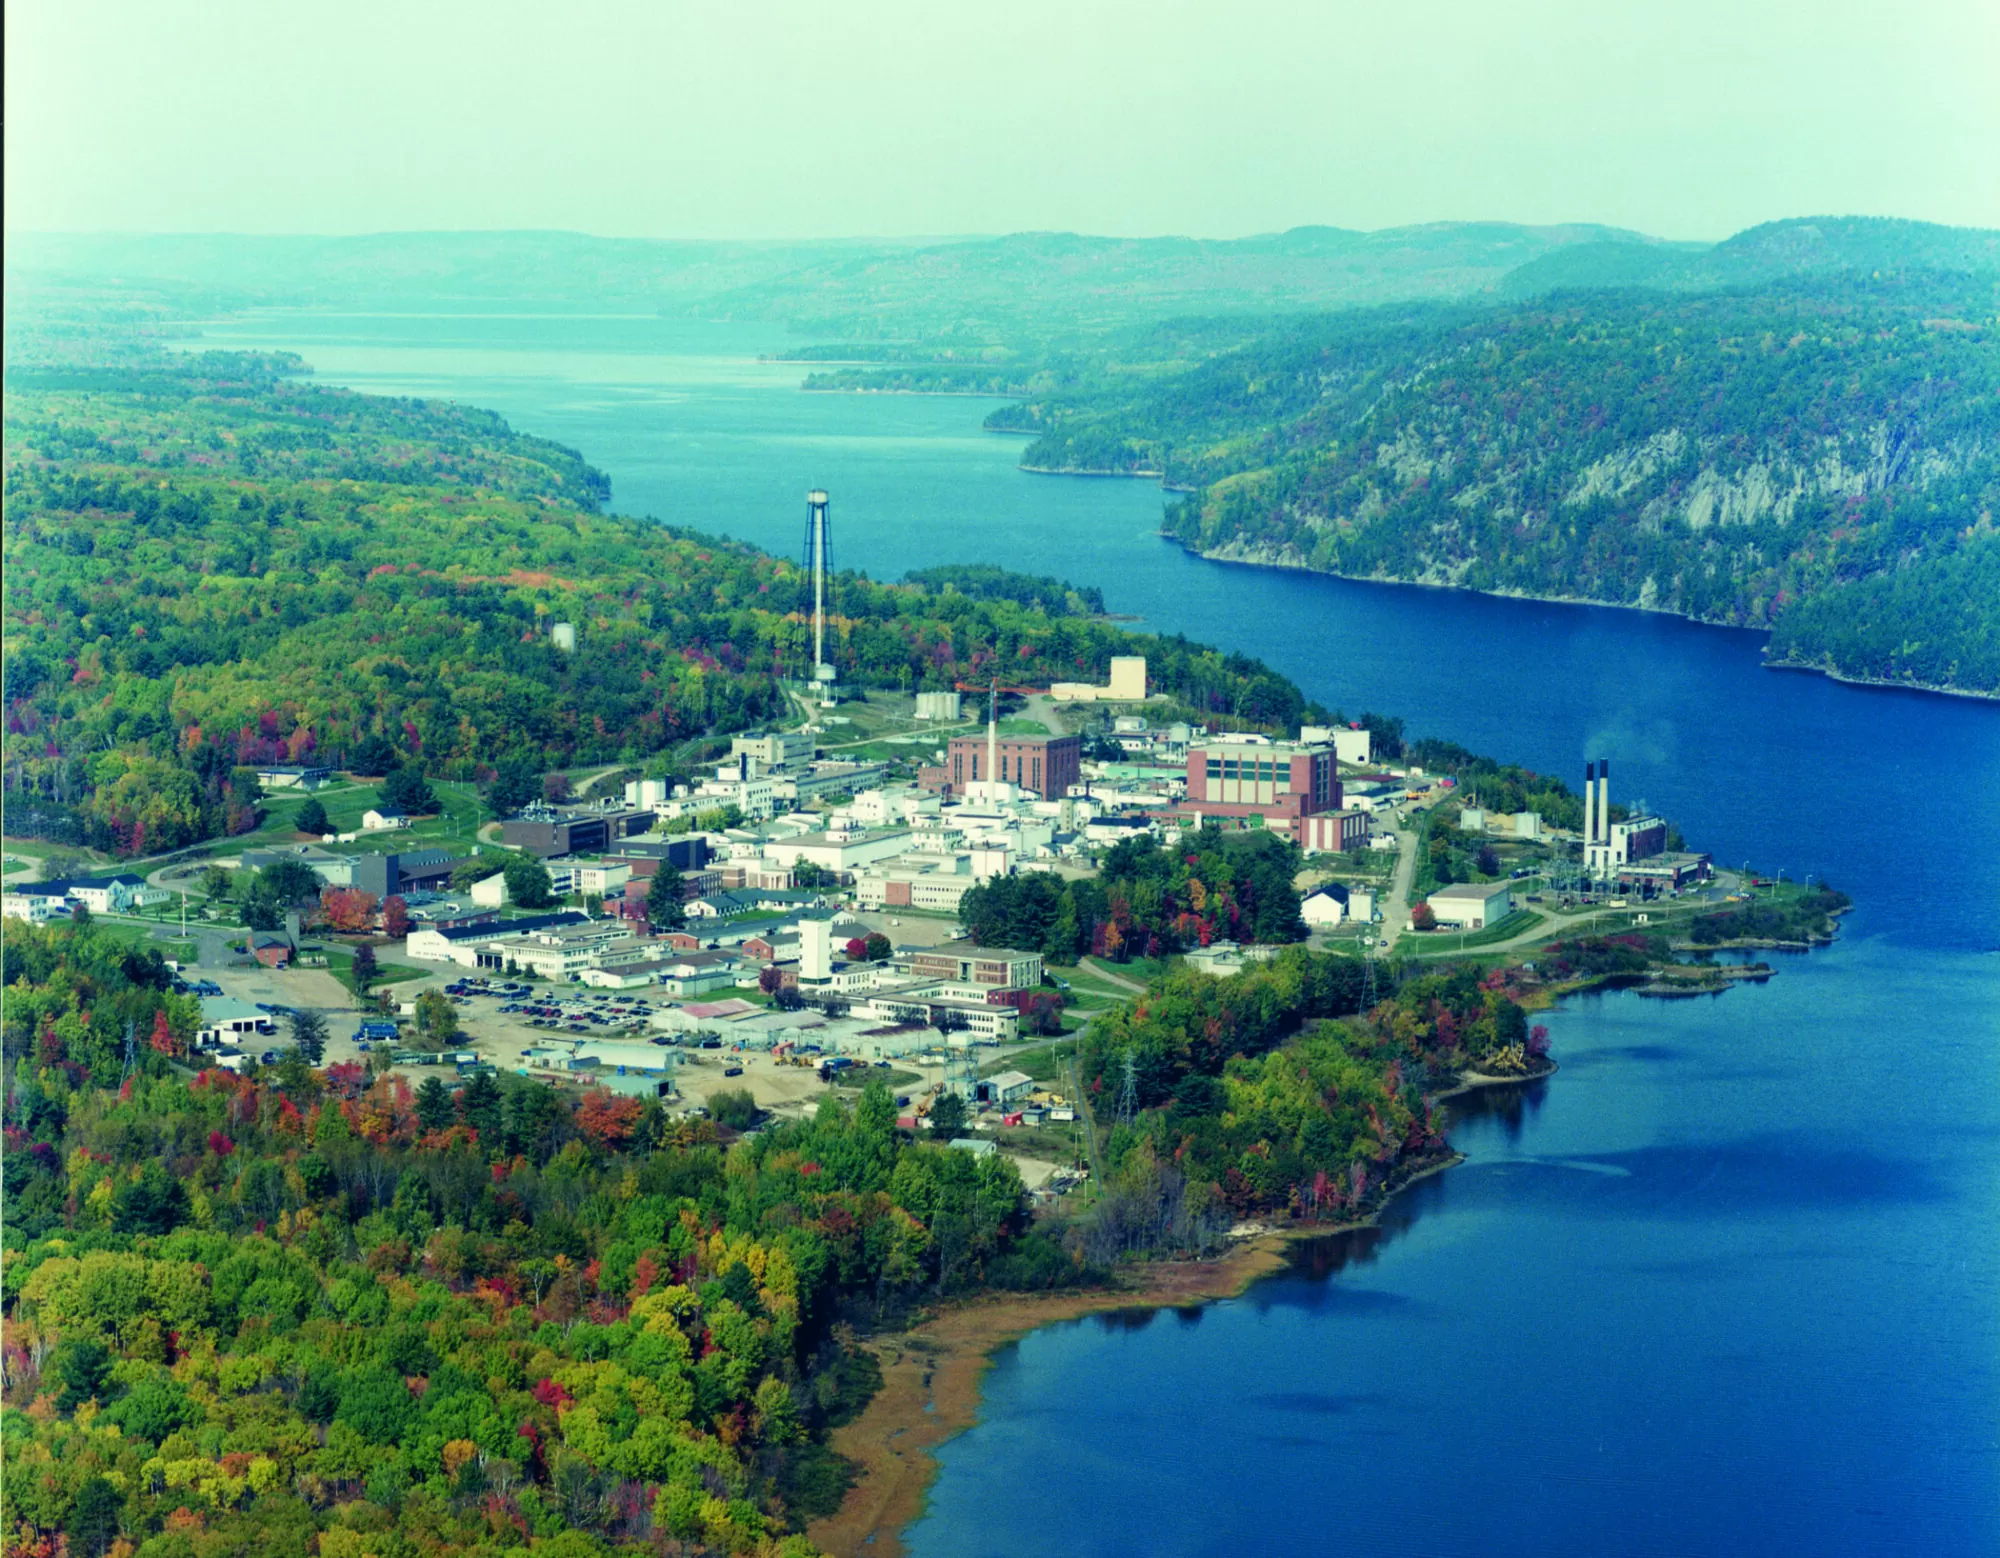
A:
1583,758,1610,845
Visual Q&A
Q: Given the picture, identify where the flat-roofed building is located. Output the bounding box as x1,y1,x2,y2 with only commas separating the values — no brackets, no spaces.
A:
945,733,1081,800
502,807,657,859
1425,881,1514,929
1182,738,1347,845
906,946,1043,991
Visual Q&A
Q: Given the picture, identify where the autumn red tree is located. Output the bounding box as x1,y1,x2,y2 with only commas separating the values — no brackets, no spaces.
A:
320,886,381,933
575,1089,644,1151
1410,903,1437,932
148,1009,179,1057
844,937,868,960
382,895,411,938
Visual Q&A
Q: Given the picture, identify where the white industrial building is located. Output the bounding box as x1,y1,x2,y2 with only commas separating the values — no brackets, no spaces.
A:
762,827,915,873
1300,726,1374,765
196,997,275,1050
1302,885,1376,927
1424,881,1514,929
1050,655,1147,703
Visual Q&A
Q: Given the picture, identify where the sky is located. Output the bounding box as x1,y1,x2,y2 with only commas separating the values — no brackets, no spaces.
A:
6,0,1997,242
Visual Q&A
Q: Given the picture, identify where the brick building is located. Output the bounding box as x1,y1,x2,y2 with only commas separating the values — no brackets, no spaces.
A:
1183,738,1345,845
944,732,1081,800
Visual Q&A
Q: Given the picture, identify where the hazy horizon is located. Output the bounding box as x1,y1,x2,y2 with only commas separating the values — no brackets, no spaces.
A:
7,0,1996,244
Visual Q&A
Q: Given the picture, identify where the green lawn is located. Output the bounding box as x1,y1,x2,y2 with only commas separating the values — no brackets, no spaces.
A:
985,1043,1081,1085
1407,908,1546,954
325,947,432,996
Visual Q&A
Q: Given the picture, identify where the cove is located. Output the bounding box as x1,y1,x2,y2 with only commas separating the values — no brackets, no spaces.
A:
186,306,2000,1553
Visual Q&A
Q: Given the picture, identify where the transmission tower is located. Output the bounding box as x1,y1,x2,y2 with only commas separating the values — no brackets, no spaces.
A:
1115,1047,1138,1131
942,1025,979,1111
1360,949,1379,1013
120,1019,139,1087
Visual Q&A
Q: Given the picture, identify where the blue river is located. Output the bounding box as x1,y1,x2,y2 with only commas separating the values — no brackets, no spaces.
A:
192,309,2000,1555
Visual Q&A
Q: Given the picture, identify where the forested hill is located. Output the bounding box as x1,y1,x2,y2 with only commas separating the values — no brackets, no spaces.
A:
1004,269,2000,696
1,354,1316,857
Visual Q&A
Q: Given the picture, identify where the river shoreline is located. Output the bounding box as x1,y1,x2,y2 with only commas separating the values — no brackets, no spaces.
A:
807,1068,1549,1558
1155,530,1999,704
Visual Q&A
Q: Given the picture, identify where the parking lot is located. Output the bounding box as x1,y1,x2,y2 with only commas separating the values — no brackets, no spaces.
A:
195,956,1068,1158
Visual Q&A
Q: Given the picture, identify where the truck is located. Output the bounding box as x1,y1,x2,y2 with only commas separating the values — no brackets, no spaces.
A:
353,1020,400,1043
817,1057,858,1083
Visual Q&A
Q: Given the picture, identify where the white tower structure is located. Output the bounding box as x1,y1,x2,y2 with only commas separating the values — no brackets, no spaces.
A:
1583,761,1597,859
800,918,833,981
806,489,837,706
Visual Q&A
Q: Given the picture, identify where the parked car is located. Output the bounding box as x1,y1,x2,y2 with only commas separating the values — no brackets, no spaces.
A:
723,1066,743,1077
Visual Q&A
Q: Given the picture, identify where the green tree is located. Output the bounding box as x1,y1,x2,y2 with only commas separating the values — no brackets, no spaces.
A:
295,796,330,835
487,757,541,815
382,767,438,815
113,1163,189,1234
415,990,460,1044
650,865,686,929
260,857,324,908
928,1092,968,1140
708,1088,759,1130
53,1338,114,1410
415,1075,455,1131
347,734,398,776
65,1478,122,1558
460,1069,503,1141
290,1008,328,1063
504,856,555,909
351,942,378,994
40,849,91,883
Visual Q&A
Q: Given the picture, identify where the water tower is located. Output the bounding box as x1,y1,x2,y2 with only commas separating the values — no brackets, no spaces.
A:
805,489,837,706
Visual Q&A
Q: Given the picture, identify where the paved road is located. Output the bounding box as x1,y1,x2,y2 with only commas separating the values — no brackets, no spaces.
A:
1078,957,1146,993
1376,810,1424,954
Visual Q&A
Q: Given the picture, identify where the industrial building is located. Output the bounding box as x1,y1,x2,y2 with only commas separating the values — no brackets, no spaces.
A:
732,730,817,772
1425,881,1514,929
1050,655,1148,703
1178,736,1365,849
1299,725,1373,765
945,732,1081,800
501,805,657,858
1580,759,1680,881
907,946,1044,991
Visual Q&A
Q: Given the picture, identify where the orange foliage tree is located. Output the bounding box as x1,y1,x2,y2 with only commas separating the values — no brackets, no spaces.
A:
574,1089,645,1151
320,886,380,933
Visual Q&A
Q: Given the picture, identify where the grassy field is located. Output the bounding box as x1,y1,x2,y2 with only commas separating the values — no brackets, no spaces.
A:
238,778,487,857
325,947,432,996
1405,908,1546,954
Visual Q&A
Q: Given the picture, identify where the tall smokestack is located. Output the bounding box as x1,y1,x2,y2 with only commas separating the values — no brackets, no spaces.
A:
1597,759,1610,845
806,489,833,703
987,677,1000,801
1583,762,1596,849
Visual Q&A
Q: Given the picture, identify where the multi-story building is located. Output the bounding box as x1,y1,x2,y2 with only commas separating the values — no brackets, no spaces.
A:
546,859,634,898
501,807,657,858
1587,815,1670,880
945,732,1081,800
906,946,1044,992
731,730,816,771
1182,737,1344,844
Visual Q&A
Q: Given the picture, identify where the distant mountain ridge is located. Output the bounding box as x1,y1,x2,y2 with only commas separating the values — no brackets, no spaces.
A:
1499,216,2000,297
11,216,1993,339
